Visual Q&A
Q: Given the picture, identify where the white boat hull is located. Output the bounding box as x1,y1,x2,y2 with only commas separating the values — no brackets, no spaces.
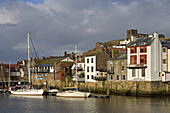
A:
10,89,44,96
56,91,90,98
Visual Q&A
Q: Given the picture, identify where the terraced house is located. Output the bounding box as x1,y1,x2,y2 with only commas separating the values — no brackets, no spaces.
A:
85,50,110,82
107,52,127,81
127,31,164,81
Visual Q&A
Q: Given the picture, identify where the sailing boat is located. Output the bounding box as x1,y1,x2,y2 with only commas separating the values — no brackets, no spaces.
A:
56,45,90,98
10,33,44,96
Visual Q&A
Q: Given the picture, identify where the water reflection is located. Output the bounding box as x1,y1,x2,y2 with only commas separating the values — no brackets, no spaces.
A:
0,93,170,113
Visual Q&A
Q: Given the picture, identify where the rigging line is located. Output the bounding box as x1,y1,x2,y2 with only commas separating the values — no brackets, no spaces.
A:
29,37,47,82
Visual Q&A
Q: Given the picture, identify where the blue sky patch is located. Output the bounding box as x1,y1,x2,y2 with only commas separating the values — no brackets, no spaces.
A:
22,0,44,4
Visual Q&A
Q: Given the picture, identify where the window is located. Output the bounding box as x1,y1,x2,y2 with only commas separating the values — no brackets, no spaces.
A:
163,48,166,52
142,68,145,77
101,73,103,76
91,58,93,63
132,69,136,77
96,73,98,76
87,66,89,72
140,55,147,64
91,66,93,72
122,66,124,71
116,75,119,80
110,75,113,80
130,56,137,64
91,75,94,79
130,47,137,53
87,75,89,79
121,75,125,80
87,58,89,63
111,67,114,74
163,59,167,64
140,47,147,53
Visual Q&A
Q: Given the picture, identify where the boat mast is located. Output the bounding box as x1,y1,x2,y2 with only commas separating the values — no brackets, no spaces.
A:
75,45,78,90
1,65,3,89
32,58,34,85
27,33,31,84
9,62,11,87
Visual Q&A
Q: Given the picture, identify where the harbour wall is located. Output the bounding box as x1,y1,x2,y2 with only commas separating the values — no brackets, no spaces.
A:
33,74,170,96
78,81,170,96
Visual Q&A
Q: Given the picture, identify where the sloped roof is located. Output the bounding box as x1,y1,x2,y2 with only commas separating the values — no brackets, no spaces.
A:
109,52,127,61
85,52,100,57
160,40,170,49
36,63,53,67
61,57,74,62
129,37,154,47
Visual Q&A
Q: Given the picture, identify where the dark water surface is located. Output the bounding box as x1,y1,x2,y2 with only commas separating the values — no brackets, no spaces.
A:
0,93,170,113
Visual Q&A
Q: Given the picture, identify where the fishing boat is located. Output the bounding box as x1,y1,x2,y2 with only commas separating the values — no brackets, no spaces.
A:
10,33,43,96
56,46,90,98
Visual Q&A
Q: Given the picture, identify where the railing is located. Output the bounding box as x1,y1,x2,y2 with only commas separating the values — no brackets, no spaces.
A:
34,69,50,73
11,72,20,76
127,64,147,68
95,76,106,81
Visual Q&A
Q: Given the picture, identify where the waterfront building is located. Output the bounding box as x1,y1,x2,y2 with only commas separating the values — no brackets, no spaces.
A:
72,62,85,82
55,57,74,81
127,31,162,81
0,63,22,87
84,50,110,82
107,52,127,81
160,40,170,82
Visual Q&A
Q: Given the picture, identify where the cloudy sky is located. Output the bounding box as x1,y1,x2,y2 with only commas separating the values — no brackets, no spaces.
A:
0,0,170,63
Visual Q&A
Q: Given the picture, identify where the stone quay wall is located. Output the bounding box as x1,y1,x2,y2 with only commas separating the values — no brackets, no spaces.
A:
33,73,170,96
78,81,170,96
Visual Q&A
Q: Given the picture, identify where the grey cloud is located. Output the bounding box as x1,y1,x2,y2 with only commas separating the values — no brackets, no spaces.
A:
0,0,170,63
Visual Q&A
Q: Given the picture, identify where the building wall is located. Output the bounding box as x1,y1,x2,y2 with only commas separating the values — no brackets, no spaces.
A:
96,52,110,72
107,59,127,81
96,42,103,52
127,46,148,81
162,47,167,72
127,29,138,39
150,32,162,81
85,56,96,82
168,49,170,72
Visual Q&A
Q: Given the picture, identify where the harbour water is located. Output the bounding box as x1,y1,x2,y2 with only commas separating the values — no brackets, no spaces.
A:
0,93,170,113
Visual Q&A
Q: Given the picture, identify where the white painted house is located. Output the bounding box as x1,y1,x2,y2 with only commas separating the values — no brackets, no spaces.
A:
160,40,170,82
85,55,96,82
127,31,162,81
85,51,110,82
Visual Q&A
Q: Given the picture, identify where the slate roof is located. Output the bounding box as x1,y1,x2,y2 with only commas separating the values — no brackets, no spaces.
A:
109,52,127,61
36,63,53,67
129,37,154,47
160,40,170,49
85,52,100,57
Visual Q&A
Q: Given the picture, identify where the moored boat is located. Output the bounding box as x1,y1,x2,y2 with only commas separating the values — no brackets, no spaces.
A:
10,89,44,96
56,90,90,98
56,46,90,98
